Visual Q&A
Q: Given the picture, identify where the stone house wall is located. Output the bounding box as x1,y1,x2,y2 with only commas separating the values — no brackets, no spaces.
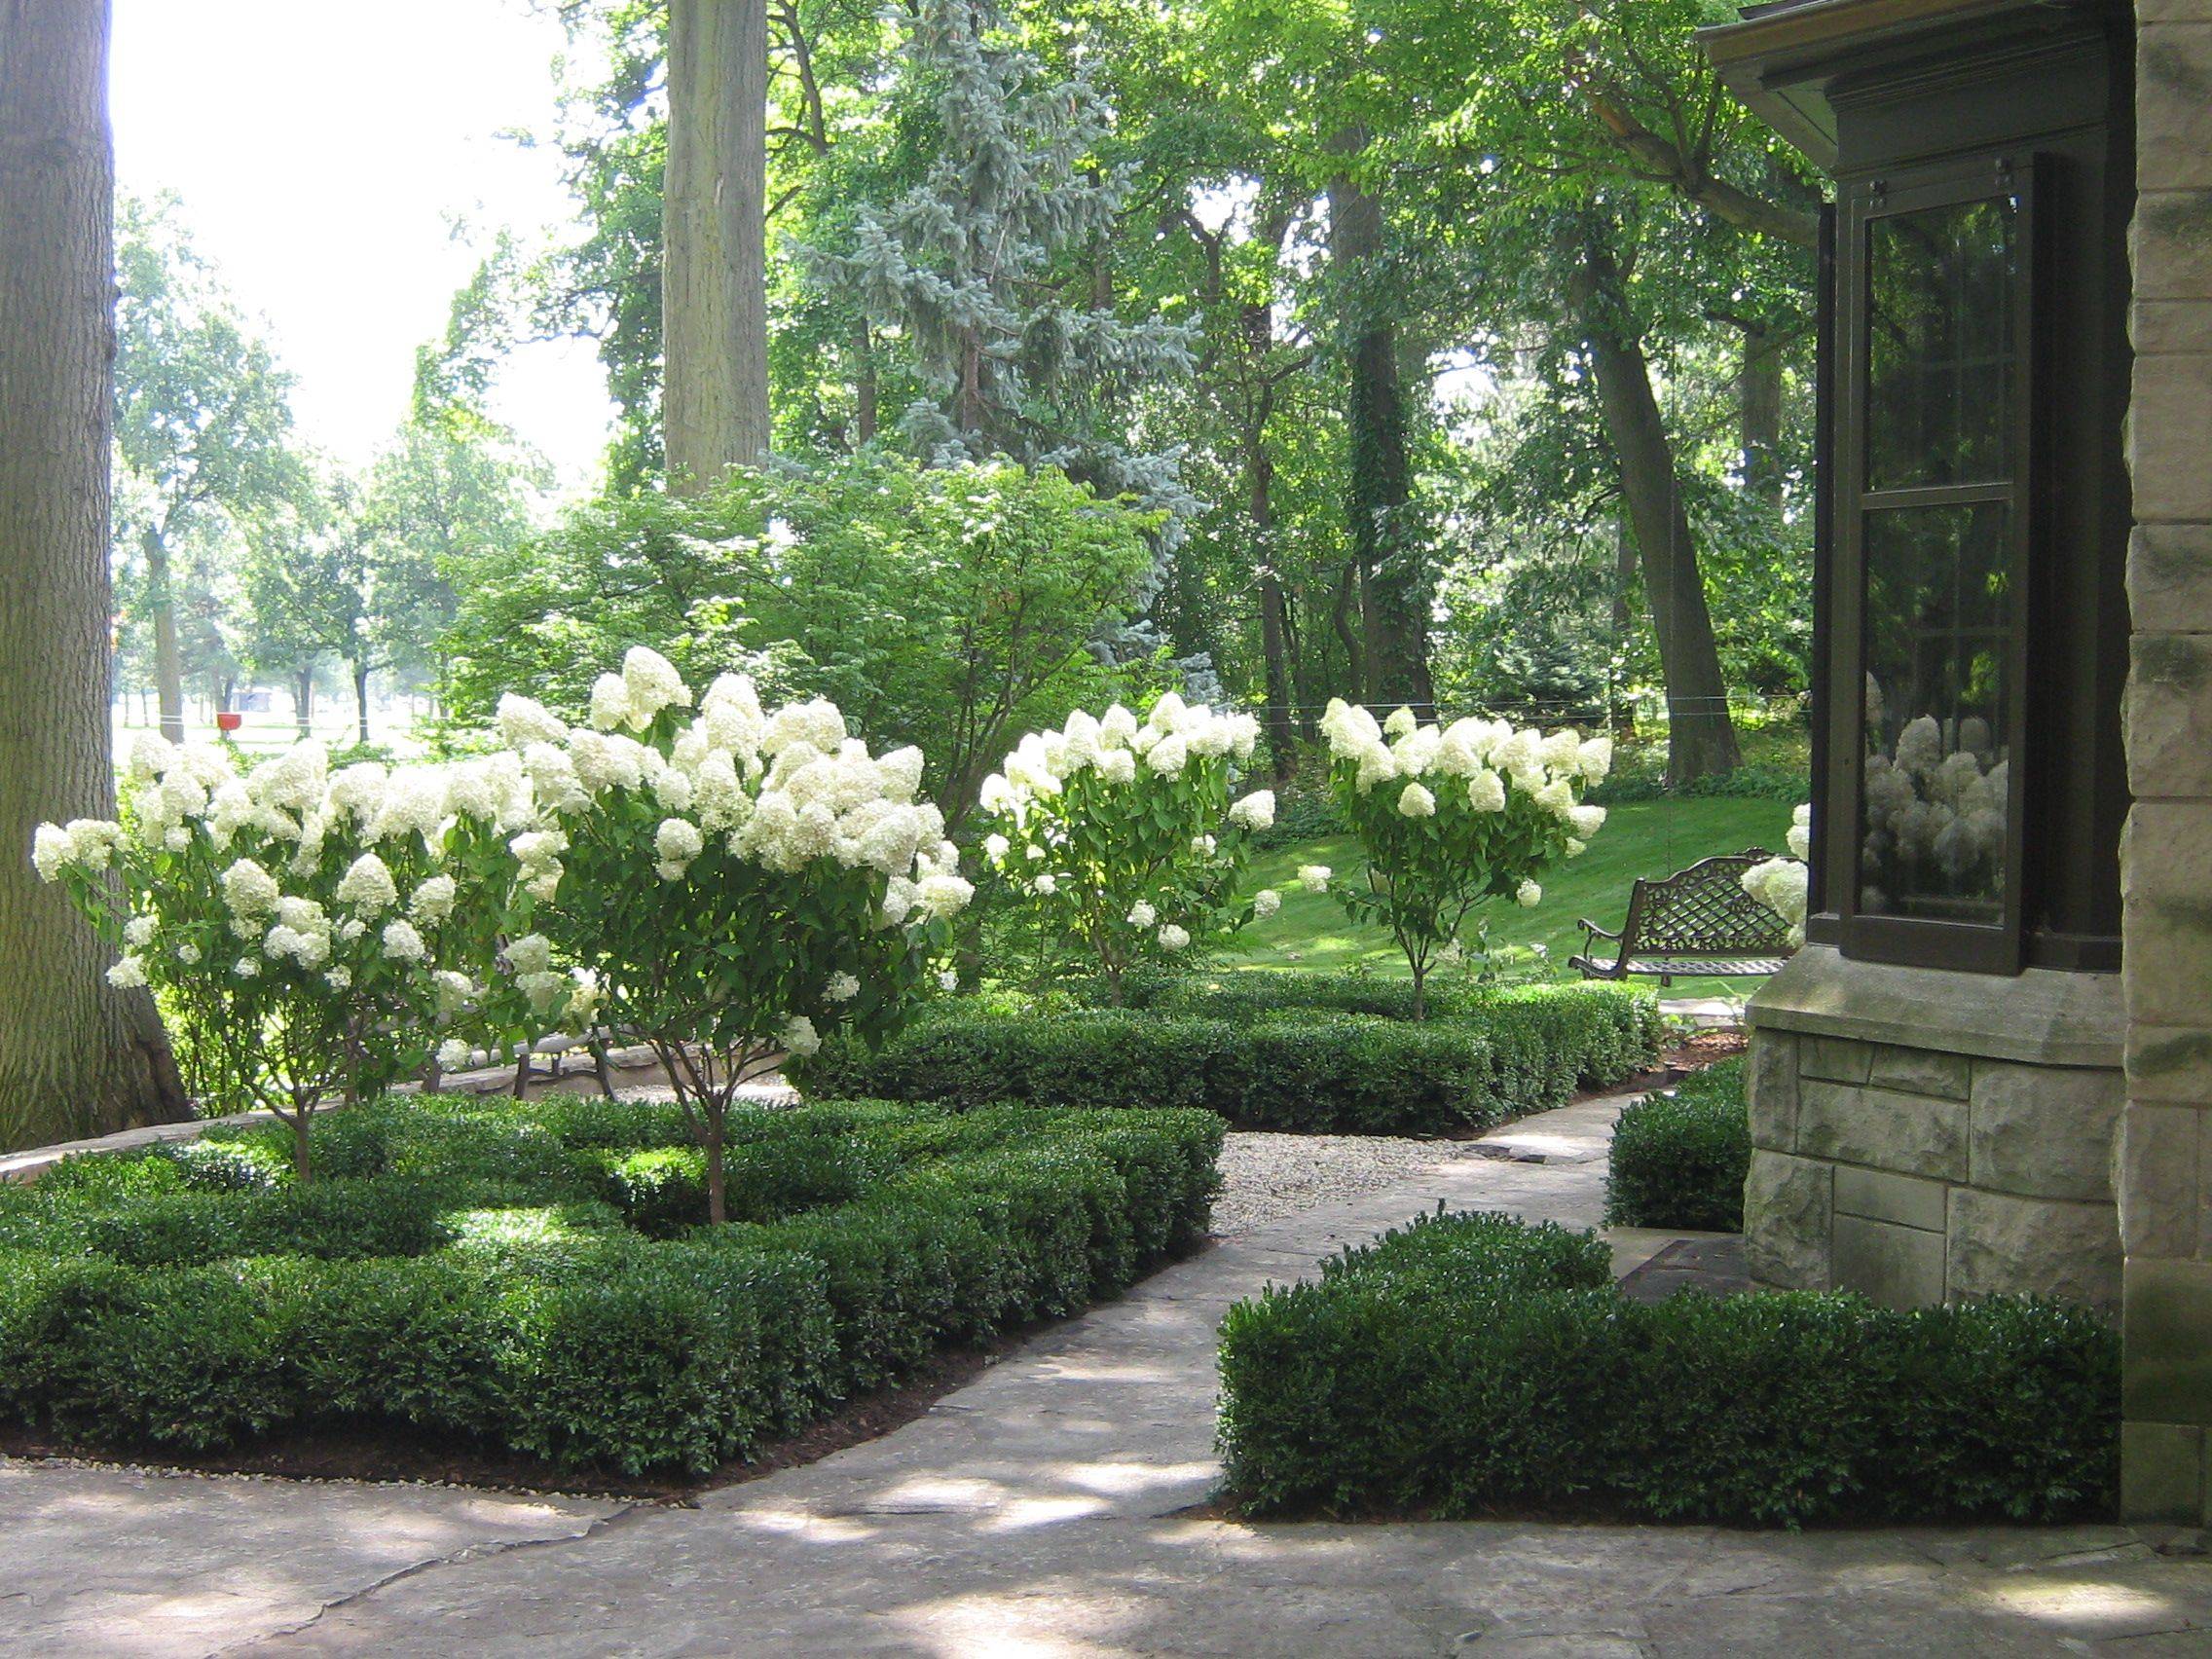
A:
1746,948,2125,1310
2119,0,2212,1527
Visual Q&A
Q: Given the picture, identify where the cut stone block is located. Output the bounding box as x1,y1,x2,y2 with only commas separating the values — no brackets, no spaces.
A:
1947,1189,2121,1310
2122,1421,2206,1526
2120,1103,2203,1259
1868,1045,1971,1101
1747,1030,1798,1152
1744,1150,1830,1291
1833,1165,1948,1233
1833,1213,1946,1309
2126,1258,2212,1427
1969,1061,2124,1201
1797,1082,1969,1181
1800,1036,1872,1085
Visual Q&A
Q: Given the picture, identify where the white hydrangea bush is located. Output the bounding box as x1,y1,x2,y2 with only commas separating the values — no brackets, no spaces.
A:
1862,715,2007,911
1312,700,1613,1016
32,734,538,1175
1742,803,1814,948
514,650,971,1223
976,694,1277,1002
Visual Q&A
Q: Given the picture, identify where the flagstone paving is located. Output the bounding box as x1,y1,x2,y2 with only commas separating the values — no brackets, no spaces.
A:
7,1091,2210,1657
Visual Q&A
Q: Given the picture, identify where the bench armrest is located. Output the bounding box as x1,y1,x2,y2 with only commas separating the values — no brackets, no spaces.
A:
1576,919,1622,944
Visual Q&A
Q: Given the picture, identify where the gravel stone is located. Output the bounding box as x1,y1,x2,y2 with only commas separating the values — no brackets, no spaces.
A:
1211,1131,1490,1235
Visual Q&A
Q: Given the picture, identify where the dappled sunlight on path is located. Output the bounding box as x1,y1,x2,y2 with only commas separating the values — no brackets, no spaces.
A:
5,1090,2208,1655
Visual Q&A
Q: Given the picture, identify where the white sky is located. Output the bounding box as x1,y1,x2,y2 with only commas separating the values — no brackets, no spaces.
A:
110,0,616,492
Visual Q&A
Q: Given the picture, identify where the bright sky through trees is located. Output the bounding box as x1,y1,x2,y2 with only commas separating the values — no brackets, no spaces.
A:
110,0,615,490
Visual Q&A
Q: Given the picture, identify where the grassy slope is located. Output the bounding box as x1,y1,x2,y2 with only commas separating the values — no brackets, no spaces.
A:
1221,796,1798,1002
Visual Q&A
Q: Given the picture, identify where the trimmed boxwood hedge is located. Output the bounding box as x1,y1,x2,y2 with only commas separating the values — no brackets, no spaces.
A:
1604,1057,1752,1232
1216,1209,2119,1527
0,1095,1221,1474
796,979,1661,1135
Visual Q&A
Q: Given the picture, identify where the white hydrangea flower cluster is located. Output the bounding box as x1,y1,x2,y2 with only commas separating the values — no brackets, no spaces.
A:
1862,717,2006,897
34,726,553,1117
978,694,1263,822
1317,700,1610,841
1742,804,1816,949
977,696,1277,993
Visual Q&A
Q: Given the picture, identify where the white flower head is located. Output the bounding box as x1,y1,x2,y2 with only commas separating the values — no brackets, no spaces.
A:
106,955,149,989
1253,888,1281,919
1398,782,1437,819
334,853,397,916
781,1014,822,1058
1297,864,1332,893
1227,791,1275,832
825,971,861,1003
380,919,426,962
1157,923,1191,952
409,874,458,925
937,969,960,991
436,1038,473,1073
1516,879,1542,909
1126,901,1158,930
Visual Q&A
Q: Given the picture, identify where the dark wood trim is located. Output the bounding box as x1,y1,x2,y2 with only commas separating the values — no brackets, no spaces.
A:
1832,151,2040,977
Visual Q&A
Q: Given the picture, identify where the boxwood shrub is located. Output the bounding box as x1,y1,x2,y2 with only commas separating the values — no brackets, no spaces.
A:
0,1094,1221,1475
1604,1057,1752,1232
797,979,1661,1135
1216,1209,2118,1527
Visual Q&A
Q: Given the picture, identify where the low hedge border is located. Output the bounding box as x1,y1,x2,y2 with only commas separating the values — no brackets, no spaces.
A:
1216,1209,2118,1527
1604,1057,1751,1232
0,1095,1222,1475
797,979,1662,1135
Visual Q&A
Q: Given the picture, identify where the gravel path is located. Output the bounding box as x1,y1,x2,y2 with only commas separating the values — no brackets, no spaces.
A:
1212,1130,1488,1235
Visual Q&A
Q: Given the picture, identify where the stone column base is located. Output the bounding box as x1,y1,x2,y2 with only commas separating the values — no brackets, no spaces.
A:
1743,946,2124,1311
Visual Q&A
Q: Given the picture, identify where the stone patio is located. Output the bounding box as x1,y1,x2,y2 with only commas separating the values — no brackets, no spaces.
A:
6,1091,2209,1656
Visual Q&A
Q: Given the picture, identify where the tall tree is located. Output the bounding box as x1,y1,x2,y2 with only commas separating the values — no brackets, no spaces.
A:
1328,142,1431,713
1567,212,1740,781
662,0,771,492
0,0,189,1148
112,196,305,741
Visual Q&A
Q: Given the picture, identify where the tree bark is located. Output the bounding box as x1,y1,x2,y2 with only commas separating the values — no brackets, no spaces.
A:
1327,141,1430,715
295,667,313,737
853,322,877,445
0,0,189,1151
1737,320,1785,502
1569,227,1740,783
352,656,370,747
663,0,770,496
143,526,185,743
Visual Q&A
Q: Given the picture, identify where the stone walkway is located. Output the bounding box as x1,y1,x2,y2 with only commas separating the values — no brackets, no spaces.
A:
7,1094,2211,1657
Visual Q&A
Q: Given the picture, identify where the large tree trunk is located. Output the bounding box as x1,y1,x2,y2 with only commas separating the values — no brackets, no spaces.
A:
1327,142,1430,715
1737,321,1785,502
0,0,190,1151
663,0,770,496
143,526,184,743
1570,227,1740,783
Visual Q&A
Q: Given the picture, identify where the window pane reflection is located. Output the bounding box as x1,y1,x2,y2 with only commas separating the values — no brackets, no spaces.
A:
1866,198,2017,490
1859,502,2009,924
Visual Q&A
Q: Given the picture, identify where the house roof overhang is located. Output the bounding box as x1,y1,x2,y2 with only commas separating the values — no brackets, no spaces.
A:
1697,0,2119,169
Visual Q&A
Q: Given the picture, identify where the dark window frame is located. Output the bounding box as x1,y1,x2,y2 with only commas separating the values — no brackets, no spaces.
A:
1828,152,2043,977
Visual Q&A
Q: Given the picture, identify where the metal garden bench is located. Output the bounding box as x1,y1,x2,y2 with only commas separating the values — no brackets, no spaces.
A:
1570,848,1794,985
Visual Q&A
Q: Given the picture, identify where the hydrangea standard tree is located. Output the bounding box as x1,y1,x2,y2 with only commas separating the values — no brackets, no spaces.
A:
34,735,543,1177
512,649,972,1222
977,695,1276,1003
1312,701,1612,1017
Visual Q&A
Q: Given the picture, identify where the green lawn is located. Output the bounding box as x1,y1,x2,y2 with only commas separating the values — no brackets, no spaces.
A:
1223,796,1799,1002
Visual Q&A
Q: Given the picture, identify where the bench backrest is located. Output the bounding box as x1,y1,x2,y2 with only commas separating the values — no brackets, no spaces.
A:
1625,850,1793,956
